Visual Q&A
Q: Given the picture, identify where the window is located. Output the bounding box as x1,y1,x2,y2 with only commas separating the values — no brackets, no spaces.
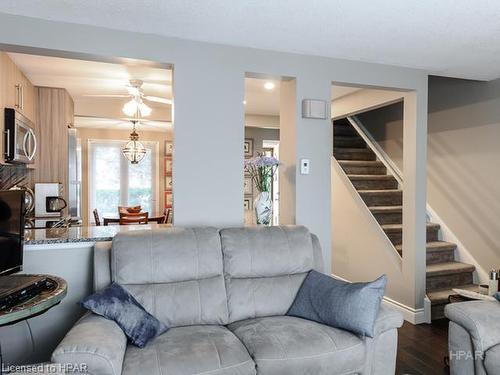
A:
89,140,158,221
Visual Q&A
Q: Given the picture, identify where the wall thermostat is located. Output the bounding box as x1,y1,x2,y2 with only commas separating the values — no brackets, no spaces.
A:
300,159,310,175
302,99,328,119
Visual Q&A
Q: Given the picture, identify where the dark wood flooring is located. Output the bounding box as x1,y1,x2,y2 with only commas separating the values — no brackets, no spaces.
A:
396,319,450,375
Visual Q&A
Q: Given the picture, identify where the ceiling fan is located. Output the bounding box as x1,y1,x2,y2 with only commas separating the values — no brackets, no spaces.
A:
83,79,172,105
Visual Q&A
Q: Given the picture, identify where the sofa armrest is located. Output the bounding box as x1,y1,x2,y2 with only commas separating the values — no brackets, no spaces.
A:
373,303,404,337
363,304,403,375
52,313,127,375
445,301,500,353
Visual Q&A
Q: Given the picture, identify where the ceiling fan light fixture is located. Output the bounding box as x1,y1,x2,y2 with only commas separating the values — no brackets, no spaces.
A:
139,102,152,117
122,98,152,118
122,99,138,117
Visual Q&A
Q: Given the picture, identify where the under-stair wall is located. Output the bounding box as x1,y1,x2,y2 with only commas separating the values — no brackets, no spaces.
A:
331,159,426,323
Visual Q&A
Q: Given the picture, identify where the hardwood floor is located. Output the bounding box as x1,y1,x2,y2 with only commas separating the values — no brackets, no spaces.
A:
396,319,450,375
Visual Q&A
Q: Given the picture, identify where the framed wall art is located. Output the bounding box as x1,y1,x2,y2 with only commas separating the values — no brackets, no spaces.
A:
244,197,252,211
164,158,173,176
244,138,254,158
164,141,173,156
244,176,253,195
164,175,172,191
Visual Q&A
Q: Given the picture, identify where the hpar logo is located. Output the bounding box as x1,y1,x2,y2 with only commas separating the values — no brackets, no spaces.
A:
449,350,483,361
2,363,89,373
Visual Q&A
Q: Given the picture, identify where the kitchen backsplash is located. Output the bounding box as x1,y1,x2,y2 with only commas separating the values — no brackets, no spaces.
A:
0,164,29,190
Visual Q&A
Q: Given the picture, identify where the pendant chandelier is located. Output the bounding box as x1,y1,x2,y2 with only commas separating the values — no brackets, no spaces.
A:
122,119,146,164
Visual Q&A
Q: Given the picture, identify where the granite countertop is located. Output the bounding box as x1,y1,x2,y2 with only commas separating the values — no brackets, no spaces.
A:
24,223,172,245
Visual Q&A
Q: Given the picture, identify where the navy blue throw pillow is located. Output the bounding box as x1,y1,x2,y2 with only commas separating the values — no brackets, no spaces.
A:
287,271,387,337
81,283,168,348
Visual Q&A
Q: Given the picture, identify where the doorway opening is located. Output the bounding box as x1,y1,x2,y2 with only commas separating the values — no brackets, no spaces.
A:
243,75,281,225
0,47,173,227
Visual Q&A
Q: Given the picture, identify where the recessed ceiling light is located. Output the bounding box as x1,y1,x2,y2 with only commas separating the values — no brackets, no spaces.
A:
264,82,275,90
243,100,247,105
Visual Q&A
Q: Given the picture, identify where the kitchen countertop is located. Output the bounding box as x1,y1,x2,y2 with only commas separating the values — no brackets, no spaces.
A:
24,223,172,245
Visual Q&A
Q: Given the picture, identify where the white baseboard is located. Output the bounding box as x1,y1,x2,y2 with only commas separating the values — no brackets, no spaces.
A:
332,273,428,325
383,296,428,325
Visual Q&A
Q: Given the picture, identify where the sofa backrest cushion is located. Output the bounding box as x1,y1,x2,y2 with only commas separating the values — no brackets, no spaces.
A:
111,227,229,327
220,225,322,323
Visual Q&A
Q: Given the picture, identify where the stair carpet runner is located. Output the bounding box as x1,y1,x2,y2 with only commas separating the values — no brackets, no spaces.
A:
333,118,477,320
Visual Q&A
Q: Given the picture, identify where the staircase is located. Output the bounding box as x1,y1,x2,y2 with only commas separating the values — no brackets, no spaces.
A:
333,117,477,320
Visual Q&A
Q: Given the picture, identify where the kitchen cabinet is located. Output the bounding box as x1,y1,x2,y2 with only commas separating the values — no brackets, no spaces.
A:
0,52,37,164
0,52,35,122
32,87,74,207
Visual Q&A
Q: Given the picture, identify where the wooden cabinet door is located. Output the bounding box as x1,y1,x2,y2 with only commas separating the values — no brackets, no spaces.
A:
4,53,19,110
65,91,74,128
20,74,35,122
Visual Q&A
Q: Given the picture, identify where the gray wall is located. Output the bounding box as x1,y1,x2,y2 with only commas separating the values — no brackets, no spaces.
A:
0,12,429,277
358,76,500,273
358,102,404,172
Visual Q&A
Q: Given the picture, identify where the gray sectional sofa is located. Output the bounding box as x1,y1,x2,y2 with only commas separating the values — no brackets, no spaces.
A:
445,300,500,375
52,226,403,375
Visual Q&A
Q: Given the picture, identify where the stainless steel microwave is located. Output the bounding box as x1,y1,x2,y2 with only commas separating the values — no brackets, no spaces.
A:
4,108,37,164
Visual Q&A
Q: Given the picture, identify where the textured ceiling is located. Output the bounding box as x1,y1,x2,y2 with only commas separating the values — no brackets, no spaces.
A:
1,1,500,80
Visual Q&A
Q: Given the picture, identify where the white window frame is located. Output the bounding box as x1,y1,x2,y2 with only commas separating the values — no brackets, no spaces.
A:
88,139,159,223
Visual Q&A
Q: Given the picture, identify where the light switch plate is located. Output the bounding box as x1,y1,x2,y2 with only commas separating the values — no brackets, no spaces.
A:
300,159,310,174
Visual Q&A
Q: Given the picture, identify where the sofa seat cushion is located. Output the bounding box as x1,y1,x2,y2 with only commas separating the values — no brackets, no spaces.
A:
485,343,500,375
228,316,365,375
122,325,256,375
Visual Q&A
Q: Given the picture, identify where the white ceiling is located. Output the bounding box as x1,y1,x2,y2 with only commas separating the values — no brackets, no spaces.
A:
8,52,172,130
245,79,361,116
245,78,280,116
1,1,500,80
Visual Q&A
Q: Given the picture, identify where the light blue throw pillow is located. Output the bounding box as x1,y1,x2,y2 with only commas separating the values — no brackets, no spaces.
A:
287,270,387,337
81,283,168,348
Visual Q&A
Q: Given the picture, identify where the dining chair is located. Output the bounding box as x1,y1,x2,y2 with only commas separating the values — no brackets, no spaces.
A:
162,208,171,224
119,212,149,225
93,208,101,226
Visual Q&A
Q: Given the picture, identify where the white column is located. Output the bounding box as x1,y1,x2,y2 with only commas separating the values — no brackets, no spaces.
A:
402,88,428,309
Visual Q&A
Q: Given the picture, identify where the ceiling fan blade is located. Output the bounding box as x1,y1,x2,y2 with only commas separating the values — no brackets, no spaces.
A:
144,95,172,104
82,94,131,98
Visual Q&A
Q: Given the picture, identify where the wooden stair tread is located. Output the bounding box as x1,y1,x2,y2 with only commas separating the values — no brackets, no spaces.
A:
358,189,402,194
427,284,479,304
426,261,475,276
348,175,396,180
381,222,440,232
334,135,363,140
337,160,384,166
333,147,369,152
395,241,456,253
369,205,402,213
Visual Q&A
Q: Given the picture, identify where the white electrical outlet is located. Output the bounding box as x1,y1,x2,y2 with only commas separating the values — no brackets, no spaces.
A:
300,159,310,174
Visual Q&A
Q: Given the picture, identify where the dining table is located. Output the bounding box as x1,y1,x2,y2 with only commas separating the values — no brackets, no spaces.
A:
102,211,166,226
